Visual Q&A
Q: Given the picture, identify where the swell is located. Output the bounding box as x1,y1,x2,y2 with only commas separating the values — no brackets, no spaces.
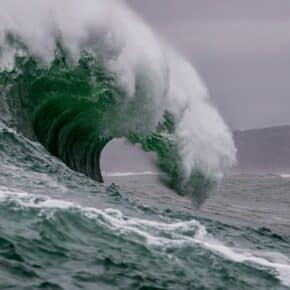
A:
0,190,289,289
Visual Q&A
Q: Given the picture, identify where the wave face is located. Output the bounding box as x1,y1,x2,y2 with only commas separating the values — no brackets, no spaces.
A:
0,0,236,201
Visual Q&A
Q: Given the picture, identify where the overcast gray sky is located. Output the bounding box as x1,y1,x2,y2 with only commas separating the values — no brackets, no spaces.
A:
127,0,290,130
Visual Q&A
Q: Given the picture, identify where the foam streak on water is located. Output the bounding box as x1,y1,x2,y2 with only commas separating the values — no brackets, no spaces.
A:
0,186,289,287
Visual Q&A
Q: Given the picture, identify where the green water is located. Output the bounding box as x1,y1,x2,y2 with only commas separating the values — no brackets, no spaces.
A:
0,43,213,200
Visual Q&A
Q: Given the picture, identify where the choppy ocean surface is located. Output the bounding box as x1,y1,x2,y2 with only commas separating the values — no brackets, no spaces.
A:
0,124,289,290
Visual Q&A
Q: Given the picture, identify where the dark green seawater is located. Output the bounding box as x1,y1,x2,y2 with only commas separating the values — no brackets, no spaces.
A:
0,123,290,290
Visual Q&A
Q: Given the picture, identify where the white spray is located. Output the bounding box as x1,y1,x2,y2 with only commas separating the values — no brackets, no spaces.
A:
0,0,236,180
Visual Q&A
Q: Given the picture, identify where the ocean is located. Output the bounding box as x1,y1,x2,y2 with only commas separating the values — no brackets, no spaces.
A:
0,1,289,289
0,123,289,290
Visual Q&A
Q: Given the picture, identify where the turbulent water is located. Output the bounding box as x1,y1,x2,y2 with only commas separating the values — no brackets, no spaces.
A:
0,1,289,289
0,0,236,200
0,124,290,290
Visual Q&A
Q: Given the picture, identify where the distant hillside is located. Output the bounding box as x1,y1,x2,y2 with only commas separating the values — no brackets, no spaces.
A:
234,125,290,172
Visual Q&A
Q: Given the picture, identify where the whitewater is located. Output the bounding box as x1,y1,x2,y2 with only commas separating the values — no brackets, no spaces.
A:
0,0,236,199
0,1,289,289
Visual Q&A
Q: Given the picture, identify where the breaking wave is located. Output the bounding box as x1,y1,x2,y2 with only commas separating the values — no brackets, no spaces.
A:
0,0,236,200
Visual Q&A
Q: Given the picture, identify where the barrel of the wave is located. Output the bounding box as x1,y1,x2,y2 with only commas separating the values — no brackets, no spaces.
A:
33,97,110,182
30,55,119,182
